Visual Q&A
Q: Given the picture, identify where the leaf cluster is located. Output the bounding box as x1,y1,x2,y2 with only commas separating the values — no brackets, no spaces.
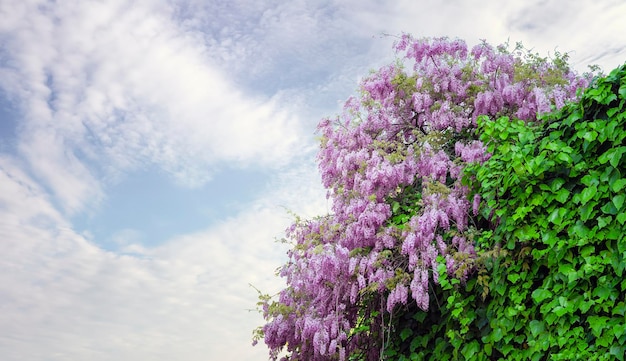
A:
385,64,626,360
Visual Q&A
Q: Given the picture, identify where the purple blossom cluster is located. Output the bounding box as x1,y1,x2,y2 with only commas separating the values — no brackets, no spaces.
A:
258,35,592,361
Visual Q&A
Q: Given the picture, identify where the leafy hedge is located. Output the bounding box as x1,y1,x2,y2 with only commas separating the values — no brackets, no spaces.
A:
385,64,626,360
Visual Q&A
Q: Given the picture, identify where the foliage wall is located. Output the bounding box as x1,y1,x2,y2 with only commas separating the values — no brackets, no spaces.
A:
384,63,626,361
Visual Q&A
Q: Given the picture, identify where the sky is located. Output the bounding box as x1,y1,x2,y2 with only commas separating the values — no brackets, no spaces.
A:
0,0,624,360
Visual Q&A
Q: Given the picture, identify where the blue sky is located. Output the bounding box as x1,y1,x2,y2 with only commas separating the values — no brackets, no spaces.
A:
0,1,625,360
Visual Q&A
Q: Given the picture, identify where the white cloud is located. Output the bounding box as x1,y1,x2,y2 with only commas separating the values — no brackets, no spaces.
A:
278,0,623,76
0,155,65,228
376,0,626,72
0,152,325,361
0,0,308,214
503,0,626,71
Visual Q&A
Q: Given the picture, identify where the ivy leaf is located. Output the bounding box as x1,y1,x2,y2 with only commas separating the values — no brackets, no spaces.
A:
592,286,612,301
492,327,504,342
400,327,413,341
580,203,595,221
551,177,566,191
610,147,626,168
587,315,609,337
507,273,521,283
461,340,480,359
612,194,625,210
580,185,597,205
611,178,626,192
410,335,426,352
620,83,626,99
548,207,564,225
601,201,618,215
598,216,612,229
598,146,626,168
613,302,626,316
532,288,553,304
484,343,492,356
581,174,599,187
392,201,400,214
614,323,625,340
610,345,625,361
555,188,570,203
582,130,598,142
529,320,545,337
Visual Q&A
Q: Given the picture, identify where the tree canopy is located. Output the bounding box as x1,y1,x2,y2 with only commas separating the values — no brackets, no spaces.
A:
253,34,625,360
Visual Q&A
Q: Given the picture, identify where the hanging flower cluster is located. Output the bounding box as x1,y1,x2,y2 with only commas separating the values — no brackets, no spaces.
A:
256,34,592,361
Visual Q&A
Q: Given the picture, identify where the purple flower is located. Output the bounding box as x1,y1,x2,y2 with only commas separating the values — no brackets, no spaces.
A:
258,35,592,361
472,194,481,216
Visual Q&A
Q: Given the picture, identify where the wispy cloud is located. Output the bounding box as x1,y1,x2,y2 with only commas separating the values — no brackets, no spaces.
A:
0,151,325,361
0,0,308,214
505,0,626,71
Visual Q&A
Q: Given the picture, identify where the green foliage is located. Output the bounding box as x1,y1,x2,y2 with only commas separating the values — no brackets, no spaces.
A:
384,64,626,360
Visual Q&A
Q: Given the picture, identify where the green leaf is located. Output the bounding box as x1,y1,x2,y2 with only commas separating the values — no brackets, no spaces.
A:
614,323,625,340
588,315,609,337
553,305,568,317
613,302,626,316
551,178,566,191
580,245,595,257
593,285,613,301
607,107,620,118
610,345,625,361
544,311,557,326
555,187,570,203
548,207,563,225
611,178,626,192
617,212,626,225
557,152,573,164
484,343,492,356
580,203,595,221
492,327,503,342
599,146,626,168
507,273,520,283
582,130,598,142
570,221,591,238
611,147,626,168
620,82,626,98
597,332,613,347
529,320,545,337
598,216,612,229
392,201,400,213
461,341,480,359
613,194,625,210
601,201,618,215
581,174,599,187
501,344,515,356
410,334,425,352
413,311,427,322
532,288,553,304
581,185,597,204
400,327,413,341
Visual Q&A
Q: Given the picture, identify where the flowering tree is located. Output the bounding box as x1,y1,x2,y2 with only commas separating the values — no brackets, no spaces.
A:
255,34,593,361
